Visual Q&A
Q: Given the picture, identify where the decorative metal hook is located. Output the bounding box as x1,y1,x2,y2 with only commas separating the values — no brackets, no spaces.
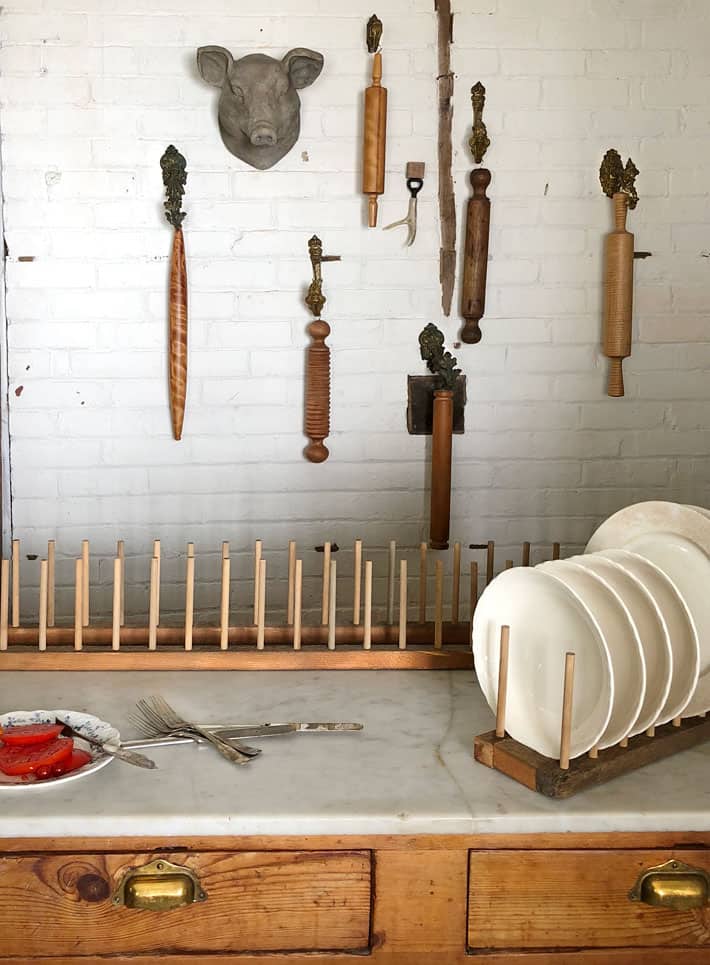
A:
366,14,383,53
418,322,460,391
305,235,341,318
160,145,188,228
469,82,490,165
599,148,639,209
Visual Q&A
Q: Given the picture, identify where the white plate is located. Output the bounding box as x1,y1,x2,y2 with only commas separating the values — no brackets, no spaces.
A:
537,561,645,748
0,710,118,788
586,501,710,675
686,505,710,521
596,549,699,722
472,567,613,760
569,554,671,736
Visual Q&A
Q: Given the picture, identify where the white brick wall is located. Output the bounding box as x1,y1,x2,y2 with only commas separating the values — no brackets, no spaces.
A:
0,0,708,623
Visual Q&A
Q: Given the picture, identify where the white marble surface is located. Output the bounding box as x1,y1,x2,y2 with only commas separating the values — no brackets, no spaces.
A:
0,670,709,838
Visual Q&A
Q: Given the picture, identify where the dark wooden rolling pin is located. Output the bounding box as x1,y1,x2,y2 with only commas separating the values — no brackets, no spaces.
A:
160,145,188,440
603,192,634,397
461,83,491,345
304,235,341,463
363,15,387,228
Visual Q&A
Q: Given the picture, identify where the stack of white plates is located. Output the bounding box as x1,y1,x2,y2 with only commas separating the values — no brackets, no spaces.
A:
472,501,710,761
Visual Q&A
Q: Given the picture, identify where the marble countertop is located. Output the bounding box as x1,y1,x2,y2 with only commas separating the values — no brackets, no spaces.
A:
1,670,709,838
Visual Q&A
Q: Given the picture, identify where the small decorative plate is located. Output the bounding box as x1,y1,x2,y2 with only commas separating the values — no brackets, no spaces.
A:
0,709,119,788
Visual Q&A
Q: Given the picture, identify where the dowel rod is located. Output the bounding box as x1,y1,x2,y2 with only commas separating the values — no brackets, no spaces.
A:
588,745,599,759
293,558,303,650
363,560,373,650
452,540,461,623
184,549,195,652
559,651,576,770
221,540,229,560
287,540,296,626
619,737,629,748
495,625,510,738
387,539,396,625
0,559,8,650
321,541,331,626
253,539,262,626
672,716,681,728
522,541,531,566
47,539,55,627
74,558,83,651
505,559,513,570
486,540,494,585
153,539,161,617
552,542,561,561
646,725,655,738
11,539,19,628
434,559,443,649
256,558,266,649
470,560,479,625
81,539,89,627
418,542,427,623
38,559,48,651
399,559,408,650
117,539,125,626
220,556,230,650
112,557,121,651
327,559,337,650
148,556,159,651
353,538,362,626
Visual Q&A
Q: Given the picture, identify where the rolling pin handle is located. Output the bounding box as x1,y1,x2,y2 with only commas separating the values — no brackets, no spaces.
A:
607,357,624,398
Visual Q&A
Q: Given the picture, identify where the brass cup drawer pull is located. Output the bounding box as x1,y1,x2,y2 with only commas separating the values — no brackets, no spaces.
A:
629,859,709,911
113,858,207,912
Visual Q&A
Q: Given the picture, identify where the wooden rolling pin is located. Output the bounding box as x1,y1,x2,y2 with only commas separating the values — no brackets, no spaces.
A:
160,145,189,440
430,389,454,550
603,192,634,397
363,15,387,228
461,83,491,345
304,235,341,463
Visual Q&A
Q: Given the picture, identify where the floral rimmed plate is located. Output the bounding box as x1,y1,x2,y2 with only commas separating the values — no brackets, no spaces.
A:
0,709,119,788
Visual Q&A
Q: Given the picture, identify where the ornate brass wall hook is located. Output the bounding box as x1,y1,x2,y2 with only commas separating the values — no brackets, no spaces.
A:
305,234,341,318
160,145,187,229
419,323,460,391
366,14,383,53
599,148,639,209
469,82,490,165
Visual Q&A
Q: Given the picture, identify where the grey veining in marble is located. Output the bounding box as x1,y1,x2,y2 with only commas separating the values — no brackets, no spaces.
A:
0,671,708,838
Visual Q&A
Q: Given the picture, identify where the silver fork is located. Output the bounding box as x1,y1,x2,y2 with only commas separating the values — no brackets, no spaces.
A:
132,696,260,767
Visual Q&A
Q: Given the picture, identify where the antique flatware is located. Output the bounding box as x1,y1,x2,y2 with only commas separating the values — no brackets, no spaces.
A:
122,721,363,751
384,162,424,246
57,720,157,770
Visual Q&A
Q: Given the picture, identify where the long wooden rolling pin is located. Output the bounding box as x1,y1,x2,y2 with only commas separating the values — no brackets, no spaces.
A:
603,192,634,397
363,15,387,228
461,83,492,345
160,145,188,440
304,235,341,463
430,388,454,550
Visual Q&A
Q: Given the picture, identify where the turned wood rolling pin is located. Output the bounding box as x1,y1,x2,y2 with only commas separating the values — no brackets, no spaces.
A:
461,83,492,345
304,235,341,463
363,15,387,228
603,192,634,398
160,145,189,441
430,389,454,550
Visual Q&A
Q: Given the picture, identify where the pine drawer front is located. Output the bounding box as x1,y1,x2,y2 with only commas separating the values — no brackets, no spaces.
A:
0,850,372,957
468,849,710,950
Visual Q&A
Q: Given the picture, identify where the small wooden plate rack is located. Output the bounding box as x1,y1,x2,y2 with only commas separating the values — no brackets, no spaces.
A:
0,537,560,671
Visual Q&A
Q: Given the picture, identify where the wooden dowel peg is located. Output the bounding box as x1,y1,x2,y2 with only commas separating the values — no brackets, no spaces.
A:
619,737,629,748
672,716,681,728
452,541,461,623
588,745,599,759
353,538,362,626
256,558,266,650
11,538,19,628
112,557,121,651
221,540,229,560
559,651,576,770
328,559,337,650
0,559,8,651
399,559,408,650
434,559,444,649
470,560,479,625
486,540,495,585
522,541,531,567
117,539,125,626
418,542,427,623
552,542,561,561
495,625,510,738
293,558,303,650
38,559,48,652
321,541,331,626
646,725,655,738
81,539,90,627
148,556,159,651
220,556,230,650
363,560,373,650
74,558,83,651
287,540,297,625
47,539,55,627
386,539,396,625
253,539,262,625
153,539,161,616
184,549,195,652
505,559,513,570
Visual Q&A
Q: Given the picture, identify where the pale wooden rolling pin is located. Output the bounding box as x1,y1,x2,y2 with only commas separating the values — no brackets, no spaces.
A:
362,15,387,227
160,145,189,440
603,192,634,397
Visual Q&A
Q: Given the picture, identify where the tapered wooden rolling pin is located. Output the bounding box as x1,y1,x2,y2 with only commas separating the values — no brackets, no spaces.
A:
304,235,341,463
603,192,634,397
160,145,189,440
430,389,454,550
461,83,492,346
362,15,387,228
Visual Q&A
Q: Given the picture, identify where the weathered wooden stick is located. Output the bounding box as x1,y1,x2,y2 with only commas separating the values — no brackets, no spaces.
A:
387,539,396,624
47,539,55,627
362,16,387,227
363,560,373,650
11,538,19,628
434,559,444,649
38,560,48,652
353,538,362,626
435,0,455,315
321,540,331,626
486,540,495,584
112,557,121,651
148,556,159,651
184,544,195,652
470,560,478,626
522,541,531,567
0,559,8,651
419,542,427,623
287,540,296,625
117,539,125,626
430,388,454,550
293,558,303,650
328,559,337,651
253,539,262,625
256,558,266,650
452,541,461,622
220,556,230,650
153,539,161,617
495,625,510,738
399,559,408,650
559,652,576,770
74,558,83,651
81,539,89,627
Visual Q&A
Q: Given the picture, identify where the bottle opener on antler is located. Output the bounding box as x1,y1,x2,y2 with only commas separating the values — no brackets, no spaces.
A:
384,162,425,246
599,148,639,397
362,15,387,227
303,235,341,463
460,82,491,345
160,145,188,441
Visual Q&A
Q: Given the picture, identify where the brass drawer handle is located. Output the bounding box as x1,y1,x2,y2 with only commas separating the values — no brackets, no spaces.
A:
629,859,709,911
113,858,207,912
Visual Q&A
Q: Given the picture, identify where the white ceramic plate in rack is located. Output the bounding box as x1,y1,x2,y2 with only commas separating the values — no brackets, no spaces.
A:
586,501,710,675
596,549,699,722
569,554,671,736
471,567,613,760
0,710,117,789
686,505,710,521
537,561,646,748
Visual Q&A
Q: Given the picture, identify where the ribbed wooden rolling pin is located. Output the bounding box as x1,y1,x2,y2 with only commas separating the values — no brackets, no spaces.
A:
160,145,189,440
304,235,341,463
603,192,634,397
461,83,492,345
362,15,387,228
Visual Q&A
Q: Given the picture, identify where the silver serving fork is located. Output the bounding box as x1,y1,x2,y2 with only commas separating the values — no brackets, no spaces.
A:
132,696,260,767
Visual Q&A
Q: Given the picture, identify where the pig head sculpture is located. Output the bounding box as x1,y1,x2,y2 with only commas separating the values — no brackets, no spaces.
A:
197,45,324,170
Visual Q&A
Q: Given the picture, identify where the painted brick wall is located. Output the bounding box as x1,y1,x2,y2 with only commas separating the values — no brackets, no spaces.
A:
0,0,708,624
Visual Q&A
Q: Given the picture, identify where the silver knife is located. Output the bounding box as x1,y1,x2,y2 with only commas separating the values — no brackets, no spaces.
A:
122,722,363,751
58,721,157,770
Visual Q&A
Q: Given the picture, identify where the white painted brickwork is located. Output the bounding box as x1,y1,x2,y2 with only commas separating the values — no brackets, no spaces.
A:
0,0,708,623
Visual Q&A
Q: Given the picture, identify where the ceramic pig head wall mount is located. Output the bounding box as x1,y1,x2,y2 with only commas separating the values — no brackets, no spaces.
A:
196,45,324,170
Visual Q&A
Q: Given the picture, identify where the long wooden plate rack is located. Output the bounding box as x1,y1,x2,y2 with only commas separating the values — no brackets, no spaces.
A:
0,537,560,671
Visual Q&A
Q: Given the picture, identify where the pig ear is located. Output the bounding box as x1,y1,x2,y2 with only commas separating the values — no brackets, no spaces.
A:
282,48,324,89
197,45,233,87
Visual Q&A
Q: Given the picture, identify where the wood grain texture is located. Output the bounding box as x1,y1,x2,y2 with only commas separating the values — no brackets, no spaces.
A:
430,389,454,550
603,192,634,398
168,227,188,440
0,850,371,957
468,849,710,949
460,167,491,344
363,51,387,227
304,317,330,462
436,0,455,316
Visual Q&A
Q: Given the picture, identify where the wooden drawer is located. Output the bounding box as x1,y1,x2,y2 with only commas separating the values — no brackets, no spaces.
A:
468,849,710,951
0,850,371,957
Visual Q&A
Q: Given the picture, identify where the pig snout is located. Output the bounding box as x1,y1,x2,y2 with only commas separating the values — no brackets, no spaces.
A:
248,122,277,147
